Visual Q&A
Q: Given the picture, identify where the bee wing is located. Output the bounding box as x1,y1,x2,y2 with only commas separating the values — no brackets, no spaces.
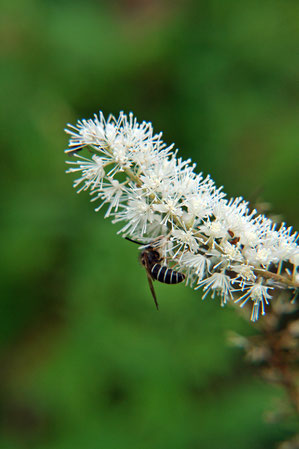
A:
142,253,159,311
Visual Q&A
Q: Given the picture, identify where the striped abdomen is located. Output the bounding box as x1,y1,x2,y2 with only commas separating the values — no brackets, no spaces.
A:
151,264,185,284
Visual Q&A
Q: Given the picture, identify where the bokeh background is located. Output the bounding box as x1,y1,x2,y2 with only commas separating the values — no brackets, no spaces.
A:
1,1,299,448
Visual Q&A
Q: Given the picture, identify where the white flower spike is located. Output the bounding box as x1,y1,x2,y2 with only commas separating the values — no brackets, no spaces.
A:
65,111,298,321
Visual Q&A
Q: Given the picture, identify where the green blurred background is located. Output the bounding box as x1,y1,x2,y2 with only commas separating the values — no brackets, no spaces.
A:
1,1,298,448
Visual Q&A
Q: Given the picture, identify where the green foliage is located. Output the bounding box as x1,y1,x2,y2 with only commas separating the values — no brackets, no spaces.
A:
0,0,298,447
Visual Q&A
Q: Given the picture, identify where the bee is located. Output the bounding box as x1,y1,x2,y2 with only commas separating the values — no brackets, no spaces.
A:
126,236,185,310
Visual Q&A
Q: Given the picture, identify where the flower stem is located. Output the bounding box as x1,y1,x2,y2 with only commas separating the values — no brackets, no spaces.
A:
254,268,299,289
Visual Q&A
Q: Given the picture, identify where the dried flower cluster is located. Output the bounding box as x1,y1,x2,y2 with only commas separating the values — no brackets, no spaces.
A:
65,111,298,321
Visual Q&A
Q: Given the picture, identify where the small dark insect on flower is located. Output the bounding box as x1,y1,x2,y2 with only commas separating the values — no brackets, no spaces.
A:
126,236,185,310
228,229,241,246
